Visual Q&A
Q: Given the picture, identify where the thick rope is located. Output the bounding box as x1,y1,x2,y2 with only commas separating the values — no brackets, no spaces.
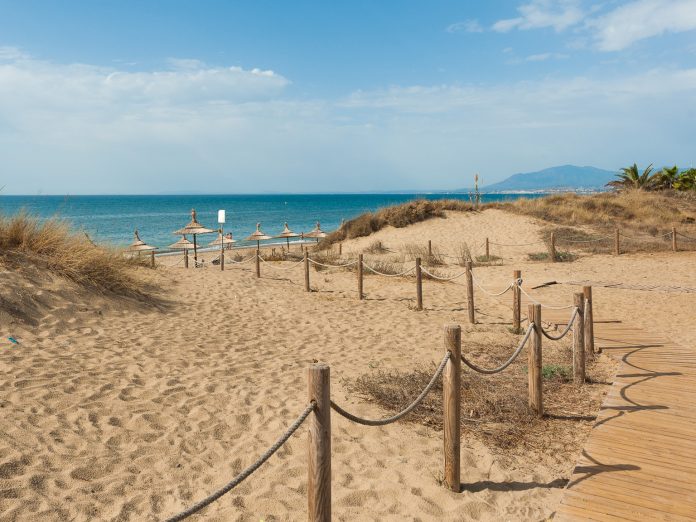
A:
620,232,673,241
518,286,574,310
677,231,696,241
469,271,514,297
540,307,579,340
419,266,468,281
461,324,534,374
488,240,543,247
164,402,315,522
361,262,416,277
307,258,359,269
556,236,611,243
330,352,450,426
258,258,305,270
227,255,257,265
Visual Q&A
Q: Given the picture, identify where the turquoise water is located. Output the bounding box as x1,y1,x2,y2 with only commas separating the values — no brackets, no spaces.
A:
0,194,546,249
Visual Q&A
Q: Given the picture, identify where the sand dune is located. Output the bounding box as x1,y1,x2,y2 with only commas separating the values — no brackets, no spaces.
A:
1,208,694,521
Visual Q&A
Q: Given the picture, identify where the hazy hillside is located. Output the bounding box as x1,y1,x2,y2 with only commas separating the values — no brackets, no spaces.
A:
481,165,616,192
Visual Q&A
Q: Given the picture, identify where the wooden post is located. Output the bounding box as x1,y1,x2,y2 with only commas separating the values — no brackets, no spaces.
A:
255,248,261,278
428,239,432,258
528,304,543,416
308,363,331,522
512,270,521,333
549,232,557,263
583,286,594,359
184,249,189,269
220,250,225,271
150,250,155,268
465,261,475,324
614,228,620,256
573,293,585,385
357,253,364,300
338,242,342,256
443,325,461,492
304,251,310,292
415,257,423,311
672,226,678,252
485,237,489,260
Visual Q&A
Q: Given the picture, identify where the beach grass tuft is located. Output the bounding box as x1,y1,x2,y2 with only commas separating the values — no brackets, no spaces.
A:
0,212,151,297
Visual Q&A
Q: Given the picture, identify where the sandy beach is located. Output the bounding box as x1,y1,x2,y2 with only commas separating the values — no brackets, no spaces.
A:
1,208,695,521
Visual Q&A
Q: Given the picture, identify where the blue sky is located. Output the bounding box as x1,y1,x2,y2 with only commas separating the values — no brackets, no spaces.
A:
1,0,695,194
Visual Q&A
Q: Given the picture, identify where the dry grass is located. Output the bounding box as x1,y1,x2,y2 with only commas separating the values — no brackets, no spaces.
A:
403,242,445,267
318,199,474,247
0,213,153,298
499,190,696,232
364,240,389,254
347,330,616,462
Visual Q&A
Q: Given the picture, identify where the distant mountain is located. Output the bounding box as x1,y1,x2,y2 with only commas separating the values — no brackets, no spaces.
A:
480,165,617,192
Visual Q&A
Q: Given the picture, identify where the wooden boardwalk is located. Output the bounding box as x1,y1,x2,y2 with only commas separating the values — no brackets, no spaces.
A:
550,317,696,520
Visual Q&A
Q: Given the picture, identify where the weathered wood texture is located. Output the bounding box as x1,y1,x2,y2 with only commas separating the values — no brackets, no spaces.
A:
528,304,543,416
465,261,475,324
415,257,423,311
572,293,585,385
443,325,461,492
512,270,521,332
357,253,364,300
304,251,310,292
549,312,696,520
308,364,331,522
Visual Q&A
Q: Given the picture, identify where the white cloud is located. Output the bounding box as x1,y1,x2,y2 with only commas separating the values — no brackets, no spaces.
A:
525,52,570,61
0,47,694,193
492,0,585,32
446,19,484,33
587,0,696,51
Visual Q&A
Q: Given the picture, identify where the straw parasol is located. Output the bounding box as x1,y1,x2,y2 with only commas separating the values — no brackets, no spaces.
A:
173,209,214,262
169,235,195,250
127,229,157,253
245,223,272,250
209,231,236,248
304,221,327,243
275,222,300,250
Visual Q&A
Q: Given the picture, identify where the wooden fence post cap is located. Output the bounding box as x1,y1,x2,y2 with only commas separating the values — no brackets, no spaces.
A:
308,363,330,372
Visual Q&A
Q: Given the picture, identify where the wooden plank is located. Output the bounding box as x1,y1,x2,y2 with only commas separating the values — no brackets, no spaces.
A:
555,318,696,521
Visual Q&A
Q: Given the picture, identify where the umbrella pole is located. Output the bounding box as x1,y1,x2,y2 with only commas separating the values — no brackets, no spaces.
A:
287,237,290,251
193,234,198,263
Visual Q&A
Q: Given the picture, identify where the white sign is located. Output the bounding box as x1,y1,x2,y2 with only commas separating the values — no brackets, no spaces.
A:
218,210,226,224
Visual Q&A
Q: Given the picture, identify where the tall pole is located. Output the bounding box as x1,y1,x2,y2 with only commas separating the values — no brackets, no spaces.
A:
528,304,543,416
308,364,331,522
443,325,461,492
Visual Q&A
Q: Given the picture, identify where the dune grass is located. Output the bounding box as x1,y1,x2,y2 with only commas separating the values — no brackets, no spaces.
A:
319,199,474,248
0,212,151,297
497,190,696,232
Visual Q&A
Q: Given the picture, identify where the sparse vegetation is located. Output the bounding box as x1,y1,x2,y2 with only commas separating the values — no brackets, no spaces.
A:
318,199,474,248
0,213,151,297
527,251,576,262
364,240,389,254
403,242,445,266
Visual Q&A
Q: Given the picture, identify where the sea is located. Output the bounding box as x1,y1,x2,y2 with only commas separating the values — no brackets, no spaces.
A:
0,193,547,250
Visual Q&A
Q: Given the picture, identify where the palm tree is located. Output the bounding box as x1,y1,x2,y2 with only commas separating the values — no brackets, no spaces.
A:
606,163,655,190
656,165,679,189
675,168,696,191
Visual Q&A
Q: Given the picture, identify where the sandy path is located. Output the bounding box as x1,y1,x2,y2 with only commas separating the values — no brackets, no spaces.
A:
1,208,694,521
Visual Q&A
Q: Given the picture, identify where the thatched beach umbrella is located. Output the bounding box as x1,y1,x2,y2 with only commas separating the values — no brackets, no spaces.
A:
275,222,300,250
127,229,157,266
127,229,157,253
173,209,214,262
209,231,236,248
170,235,195,268
245,223,272,250
304,221,327,243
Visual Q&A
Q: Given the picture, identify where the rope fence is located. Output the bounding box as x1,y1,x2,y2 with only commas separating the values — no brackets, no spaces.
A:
161,281,596,520
330,352,450,426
